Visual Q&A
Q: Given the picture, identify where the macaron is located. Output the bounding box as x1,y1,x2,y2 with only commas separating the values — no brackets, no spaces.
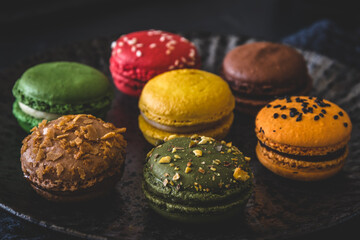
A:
142,135,253,223
109,30,201,97
20,114,127,202
12,61,114,132
222,42,312,115
138,69,235,146
255,96,352,181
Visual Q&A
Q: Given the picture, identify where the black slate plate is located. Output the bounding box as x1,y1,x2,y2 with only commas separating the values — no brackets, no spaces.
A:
0,33,360,240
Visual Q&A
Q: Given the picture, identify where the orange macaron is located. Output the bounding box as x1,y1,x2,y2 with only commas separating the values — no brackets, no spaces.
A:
255,96,352,181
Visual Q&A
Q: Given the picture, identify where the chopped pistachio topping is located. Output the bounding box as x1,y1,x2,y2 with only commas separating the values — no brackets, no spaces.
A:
210,167,216,171
193,149,202,157
213,159,221,165
159,156,171,164
233,167,250,181
185,166,192,173
174,154,181,159
244,156,251,161
226,142,232,147
171,147,177,153
190,134,199,139
172,173,180,181
189,140,197,148
174,166,180,171
198,136,214,145
198,167,205,174
163,179,169,186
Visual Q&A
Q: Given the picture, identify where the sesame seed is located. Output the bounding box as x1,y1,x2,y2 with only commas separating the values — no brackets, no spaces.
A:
149,43,157,48
314,115,320,121
313,104,318,109
289,111,298,117
296,113,303,122
319,113,324,117
333,115,338,119
168,65,175,70
267,104,271,108
273,105,281,108
174,60,179,66
117,48,122,54
131,46,136,52
308,107,313,113
136,43,143,48
273,113,279,119
344,122,348,127
181,57,187,62
280,106,287,110
321,109,327,114
160,36,166,42
136,50,142,57
166,49,171,55
339,111,343,116
286,97,292,103
118,41,124,47
281,114,287,119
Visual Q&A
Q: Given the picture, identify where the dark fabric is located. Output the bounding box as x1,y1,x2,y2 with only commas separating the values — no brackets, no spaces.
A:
282,19,360,69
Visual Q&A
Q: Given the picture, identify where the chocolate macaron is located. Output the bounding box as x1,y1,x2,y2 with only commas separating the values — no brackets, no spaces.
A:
142,135,253,223
222,42,312,115
20,114,127,202
255,96,352,181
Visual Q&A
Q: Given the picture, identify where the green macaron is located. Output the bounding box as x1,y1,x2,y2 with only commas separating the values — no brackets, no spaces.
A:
142,135,253,223
12,61,114,131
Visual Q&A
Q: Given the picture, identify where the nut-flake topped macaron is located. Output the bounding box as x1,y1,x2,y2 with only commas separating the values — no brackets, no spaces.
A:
20,114,127,202
255,96,352,181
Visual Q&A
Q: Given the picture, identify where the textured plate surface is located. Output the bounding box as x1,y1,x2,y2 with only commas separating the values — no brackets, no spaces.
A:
0,33,359,240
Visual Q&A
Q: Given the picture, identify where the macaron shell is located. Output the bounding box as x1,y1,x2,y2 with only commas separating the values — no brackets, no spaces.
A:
222,42,312,96
110,30,201,82
138,113,234,146
14,62,112,104
139,69,235,127
256,143,347,181
255,97,352,147
111,71,145,97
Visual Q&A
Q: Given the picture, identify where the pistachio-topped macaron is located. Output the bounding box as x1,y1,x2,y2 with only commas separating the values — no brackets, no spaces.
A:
138,69,235,145
142,135,253,223
255,96,352,181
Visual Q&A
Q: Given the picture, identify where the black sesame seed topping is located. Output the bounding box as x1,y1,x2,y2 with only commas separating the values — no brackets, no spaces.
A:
319,113,324,117
273,113,279,119
277,96,285,100
333,115,338,119
286,96,292,103
309,96,313,99
321,109,327,114
267,104,271,108
273,105,281,108
344,122,348,127
280,106,287,110
296,113,303,122
339,111,343,116
313,104,318,109
295,97,301,102
281,114,287,119
308,107,313,113
314,115,320,121
290,111,296,117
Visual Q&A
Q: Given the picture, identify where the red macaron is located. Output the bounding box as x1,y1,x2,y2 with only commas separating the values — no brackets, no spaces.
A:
109,30,201,97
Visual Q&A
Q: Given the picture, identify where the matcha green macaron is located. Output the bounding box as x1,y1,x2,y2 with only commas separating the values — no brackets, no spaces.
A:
142,135,253,223
12,61,114,132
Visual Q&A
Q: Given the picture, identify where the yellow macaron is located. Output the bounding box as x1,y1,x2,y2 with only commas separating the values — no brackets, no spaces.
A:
255,96,352,181
138,69,235,145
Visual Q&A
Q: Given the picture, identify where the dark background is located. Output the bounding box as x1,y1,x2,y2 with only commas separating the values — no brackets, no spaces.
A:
1,0,359,239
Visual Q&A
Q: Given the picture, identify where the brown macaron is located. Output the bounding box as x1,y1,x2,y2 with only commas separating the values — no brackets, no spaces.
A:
20,114,127,202
222,41,312,115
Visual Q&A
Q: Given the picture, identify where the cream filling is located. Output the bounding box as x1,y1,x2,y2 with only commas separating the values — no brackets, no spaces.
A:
19,102,62,120
140,111,231,133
